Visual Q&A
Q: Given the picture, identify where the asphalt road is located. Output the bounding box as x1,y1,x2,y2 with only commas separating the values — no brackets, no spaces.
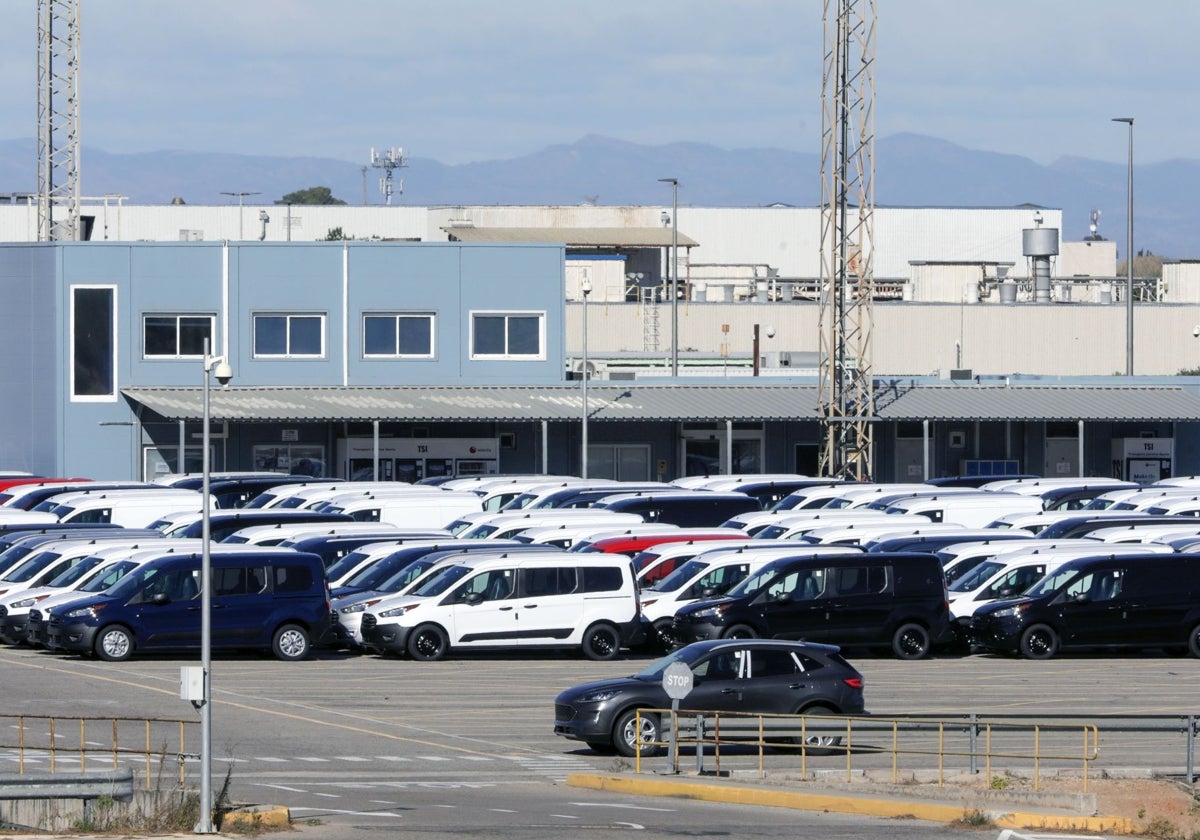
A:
2,644,1197,838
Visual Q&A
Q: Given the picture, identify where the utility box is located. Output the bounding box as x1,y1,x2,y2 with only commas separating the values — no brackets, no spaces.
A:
180,666,205,702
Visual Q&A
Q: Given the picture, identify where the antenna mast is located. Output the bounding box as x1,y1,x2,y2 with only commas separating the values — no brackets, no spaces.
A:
370,147,407,206
818,0,877,481
37,0,81,241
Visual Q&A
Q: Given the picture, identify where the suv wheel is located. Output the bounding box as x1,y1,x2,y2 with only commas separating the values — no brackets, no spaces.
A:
794,704,842,756
272,624,311,661
95,625,134,662
582,622,620,660
613,708,661,758
1188,624,1200,658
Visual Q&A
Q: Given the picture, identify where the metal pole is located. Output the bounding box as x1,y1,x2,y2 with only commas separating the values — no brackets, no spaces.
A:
581,279,590,478
753,324,761,377
1113,117,1134,376
659,178,679,376
198,340,214,834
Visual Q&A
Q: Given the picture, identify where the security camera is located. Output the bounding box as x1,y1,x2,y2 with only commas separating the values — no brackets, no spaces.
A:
213,360,233,388
1194,325,1200,339
765,326,776,339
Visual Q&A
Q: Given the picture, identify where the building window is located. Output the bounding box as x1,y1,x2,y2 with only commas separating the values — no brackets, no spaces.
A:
470,311,544,359
71,285,116,400
144,314,215,358
253,314,325,358
363,313,434,357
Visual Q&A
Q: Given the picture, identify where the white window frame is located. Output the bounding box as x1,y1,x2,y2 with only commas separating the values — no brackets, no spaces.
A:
468,310,546,360
70,284,118,403
362,312,436,359
253,313,326,358
142,313,216,359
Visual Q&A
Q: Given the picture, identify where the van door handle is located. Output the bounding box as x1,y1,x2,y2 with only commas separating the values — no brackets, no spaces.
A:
522,604,538,609
788,683,807,690
499,606,514,611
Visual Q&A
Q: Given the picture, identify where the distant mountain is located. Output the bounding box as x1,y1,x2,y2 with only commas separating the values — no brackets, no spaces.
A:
0,133,1193,256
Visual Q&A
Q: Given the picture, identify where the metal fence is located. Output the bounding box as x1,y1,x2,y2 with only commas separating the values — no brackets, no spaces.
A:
637,710,1200,790
0,714,196,789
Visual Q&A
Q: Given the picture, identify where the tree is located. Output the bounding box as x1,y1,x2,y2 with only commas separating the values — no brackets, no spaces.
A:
322,227,351,241
277,186,346,206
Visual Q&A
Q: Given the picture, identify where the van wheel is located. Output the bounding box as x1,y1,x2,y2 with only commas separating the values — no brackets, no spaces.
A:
1019,624,1060,660
613,708,662,758
272,624,311,661
721,624,758,640
582,623,621,661
95,626,134,662
650,619,676,652
408,624,449,661
1188,624,1200,658
892,623,931,660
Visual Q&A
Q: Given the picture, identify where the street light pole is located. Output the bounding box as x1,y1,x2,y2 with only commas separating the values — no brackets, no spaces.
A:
659,178,679,376
197,339,232,835
220,191,261,240
581,275,591,479
1112,117,1134,376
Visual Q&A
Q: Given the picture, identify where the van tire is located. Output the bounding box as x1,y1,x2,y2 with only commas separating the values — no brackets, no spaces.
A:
1188,624,1200,658
408,624,449,661
582,622,621,661
272,624,311,661
650,619,676,652
613,708,662,758
1019,624,1060,660
891,623,931,660
95,625,134,662
721,624,758,640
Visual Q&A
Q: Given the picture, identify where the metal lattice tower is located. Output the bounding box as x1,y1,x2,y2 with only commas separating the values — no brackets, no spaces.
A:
37,0,81,241
817,0,876,480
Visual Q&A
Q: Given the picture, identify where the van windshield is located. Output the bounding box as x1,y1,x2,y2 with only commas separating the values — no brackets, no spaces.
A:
948,560,1007,593
409,564,471,598
79,560,138,593
1024,565,1082,598
647,559,709,594
723,564,781,598
47,555,107,587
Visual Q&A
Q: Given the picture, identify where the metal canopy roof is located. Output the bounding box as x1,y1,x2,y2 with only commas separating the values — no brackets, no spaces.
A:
122,385,819,423
122,383,1200,424
441,226,699,248
875,385,1200,421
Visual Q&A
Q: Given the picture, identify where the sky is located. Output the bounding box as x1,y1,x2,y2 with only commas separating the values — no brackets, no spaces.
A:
0,0,1190,167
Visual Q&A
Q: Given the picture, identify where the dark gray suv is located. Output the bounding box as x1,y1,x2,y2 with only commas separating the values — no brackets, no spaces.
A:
553,638,865,757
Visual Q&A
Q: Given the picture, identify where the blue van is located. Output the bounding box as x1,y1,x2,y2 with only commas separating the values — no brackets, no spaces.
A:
45,546,330,662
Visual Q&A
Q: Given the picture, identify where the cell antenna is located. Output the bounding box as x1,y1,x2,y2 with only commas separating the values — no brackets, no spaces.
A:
370,147,407,206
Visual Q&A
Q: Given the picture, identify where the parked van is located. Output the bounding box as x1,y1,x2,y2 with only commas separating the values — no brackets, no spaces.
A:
670,552,950,659
592,491,760,527
155,509,355,541
799,521,969,547
359,551,642,660
865,529,1034,554
225,522,448,547
969,553,1200,659
454,510,643,540
48,489,207,528
45,546,331,661
884,492,1043,527
319,493,481,529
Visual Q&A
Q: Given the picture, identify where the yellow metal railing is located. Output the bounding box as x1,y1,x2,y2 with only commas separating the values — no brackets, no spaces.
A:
633,709,1100,792
1,714,196,789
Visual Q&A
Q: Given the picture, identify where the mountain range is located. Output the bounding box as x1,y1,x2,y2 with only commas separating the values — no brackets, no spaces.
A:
1,133,1195,257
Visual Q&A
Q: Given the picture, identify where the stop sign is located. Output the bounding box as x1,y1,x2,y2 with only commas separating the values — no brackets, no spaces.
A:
662,661,694,700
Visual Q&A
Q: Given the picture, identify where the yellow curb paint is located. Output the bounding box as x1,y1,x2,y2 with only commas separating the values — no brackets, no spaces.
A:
565,774,1133,835
221,805,291,831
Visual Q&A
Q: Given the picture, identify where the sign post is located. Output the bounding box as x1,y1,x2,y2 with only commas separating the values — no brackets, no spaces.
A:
661,661,693,774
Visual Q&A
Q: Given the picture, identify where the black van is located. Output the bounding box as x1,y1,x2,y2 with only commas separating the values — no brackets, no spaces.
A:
969,554,1200,659
45,546,330,662
670,552,950,659
594,492,760,527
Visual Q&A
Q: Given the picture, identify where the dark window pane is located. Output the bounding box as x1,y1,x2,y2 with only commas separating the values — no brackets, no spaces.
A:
289,316,323,355
178,317,212,356
364,316,397,355
398,316,431,355
255,316,287,355
507,316,540,355
144,316,177,356
474,316,505,355
73,288,113,396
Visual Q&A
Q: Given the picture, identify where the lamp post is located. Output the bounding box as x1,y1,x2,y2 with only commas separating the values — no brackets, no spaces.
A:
659,178,679,376
580,275,591,478
197,339,232,834
1112,117,1134,376
219,191,261,240
752,324,776,376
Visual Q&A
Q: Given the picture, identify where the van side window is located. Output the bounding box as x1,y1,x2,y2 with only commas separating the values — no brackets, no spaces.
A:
834,565,886,596
275,564,314,593
143,568,199,602
457,569,514,601
213,567,248,597
520,566,577,597
580,566,622,593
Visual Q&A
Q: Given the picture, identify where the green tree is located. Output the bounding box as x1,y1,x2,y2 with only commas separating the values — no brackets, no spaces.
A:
322,227,351,241
277,186,346,206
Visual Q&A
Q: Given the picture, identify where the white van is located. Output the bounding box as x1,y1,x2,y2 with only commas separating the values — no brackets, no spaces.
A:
454,510,643,540
799,520,969,546
324,493,482,529
512,523,673,550
49,489,207,528
1083,523,1200,544
884,492,1043,528
752,511,930,541
224,522,449,546
359,551,641,660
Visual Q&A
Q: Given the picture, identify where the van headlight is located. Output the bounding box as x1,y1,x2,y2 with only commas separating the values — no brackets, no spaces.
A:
378,604,420,619
11,597,38,609
690,605,726,620
339,603,367,614
65,604,104,619
991,604,1029,619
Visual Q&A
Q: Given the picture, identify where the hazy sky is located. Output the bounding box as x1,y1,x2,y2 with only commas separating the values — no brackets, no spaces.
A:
0,1,1188,166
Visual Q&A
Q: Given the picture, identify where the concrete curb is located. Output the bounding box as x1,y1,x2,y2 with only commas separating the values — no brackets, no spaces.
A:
565,773,1135,834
